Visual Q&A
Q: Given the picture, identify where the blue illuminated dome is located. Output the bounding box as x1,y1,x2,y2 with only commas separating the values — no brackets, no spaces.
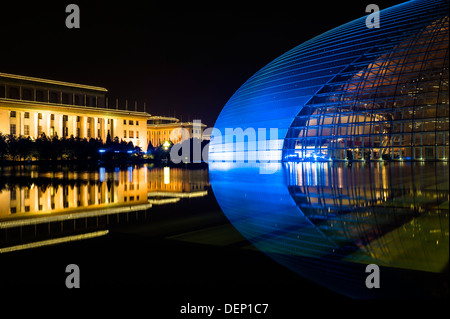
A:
208,0,449,298
209,0,449,163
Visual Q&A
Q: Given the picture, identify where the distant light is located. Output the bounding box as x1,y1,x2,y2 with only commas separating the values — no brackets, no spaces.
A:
114,150,120,153
99,149,106,153
163,140,171,150
127,150,133,154
164,166,170,184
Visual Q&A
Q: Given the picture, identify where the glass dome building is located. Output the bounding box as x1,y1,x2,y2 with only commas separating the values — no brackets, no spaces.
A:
209,0,449,163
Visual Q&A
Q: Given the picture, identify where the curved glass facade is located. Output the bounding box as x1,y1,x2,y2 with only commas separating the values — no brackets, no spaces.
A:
209,0,449,163
284,16,449,161
208,0,449,298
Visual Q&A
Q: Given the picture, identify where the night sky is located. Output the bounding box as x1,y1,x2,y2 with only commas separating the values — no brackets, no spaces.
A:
0,0,404,127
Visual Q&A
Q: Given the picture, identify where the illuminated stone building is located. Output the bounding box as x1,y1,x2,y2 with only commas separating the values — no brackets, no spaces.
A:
0,73,150,151
147,116,206,147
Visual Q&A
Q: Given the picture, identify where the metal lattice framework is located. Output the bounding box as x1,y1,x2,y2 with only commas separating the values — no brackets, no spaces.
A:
209,0,449,164
284,16,449,161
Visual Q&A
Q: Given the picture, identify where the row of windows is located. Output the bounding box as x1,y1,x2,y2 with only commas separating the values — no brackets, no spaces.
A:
10,124,118,140
124,120,139,125
10,196,142,213
0,85,103,107
10,124,61,137
149,129,201,136
11,111,111,123
124,130,139,139
10,111,140,128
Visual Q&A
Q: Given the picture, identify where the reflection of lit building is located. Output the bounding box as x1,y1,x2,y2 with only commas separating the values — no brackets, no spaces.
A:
209,0,449,163
0,167,149,218
285,161,449,273
0,165,210,252
147,167,209,194
147,116,206,147
0,166,209,220
0,165,210,253
0,73,151,150
147,166,209,204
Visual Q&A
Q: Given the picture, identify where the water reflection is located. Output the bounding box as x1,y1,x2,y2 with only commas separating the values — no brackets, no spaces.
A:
286,162,449,273
0,165,209,249
209,161,449,298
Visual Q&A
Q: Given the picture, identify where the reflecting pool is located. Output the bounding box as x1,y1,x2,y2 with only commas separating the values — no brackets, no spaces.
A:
0,164,209,251
209,161,449,298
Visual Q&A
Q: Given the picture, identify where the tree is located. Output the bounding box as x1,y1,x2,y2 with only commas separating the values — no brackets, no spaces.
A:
147,140,155,154
0,134,8,160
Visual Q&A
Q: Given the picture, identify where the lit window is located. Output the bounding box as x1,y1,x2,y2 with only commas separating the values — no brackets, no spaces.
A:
10,124,16,135
50,114,55,121
124,130,127,138
129,130,134,138
129,120,134,125
38,113,42,120
24,125,30,135
136,131,139,139
24,112,30,119
124,120,127,125
10,111,16,118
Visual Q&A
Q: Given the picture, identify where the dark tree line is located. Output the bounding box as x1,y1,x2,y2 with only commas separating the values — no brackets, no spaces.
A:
0,133,142,162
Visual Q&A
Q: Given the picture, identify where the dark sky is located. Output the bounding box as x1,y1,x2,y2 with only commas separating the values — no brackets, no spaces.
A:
0,0,404,127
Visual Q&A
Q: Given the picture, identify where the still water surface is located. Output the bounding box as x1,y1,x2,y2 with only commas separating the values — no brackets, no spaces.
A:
0,164,209,250
0,162,448,298
209,161,449,298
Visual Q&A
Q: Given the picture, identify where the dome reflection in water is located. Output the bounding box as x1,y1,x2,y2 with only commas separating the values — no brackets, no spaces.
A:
209,161,449,298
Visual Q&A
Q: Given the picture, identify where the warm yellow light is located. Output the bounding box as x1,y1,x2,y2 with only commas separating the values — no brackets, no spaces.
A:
163,140,171,150
164,166,170,185
0,72,108,92
0,230,109,254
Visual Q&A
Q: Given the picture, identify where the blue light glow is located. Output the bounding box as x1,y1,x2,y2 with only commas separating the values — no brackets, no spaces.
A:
209,0,449,164
208,0,449,299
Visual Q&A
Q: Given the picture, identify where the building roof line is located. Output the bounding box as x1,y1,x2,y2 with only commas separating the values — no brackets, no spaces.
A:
0,72,108,92
147,122,206,128
0,98,151,117
147,115,180,122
